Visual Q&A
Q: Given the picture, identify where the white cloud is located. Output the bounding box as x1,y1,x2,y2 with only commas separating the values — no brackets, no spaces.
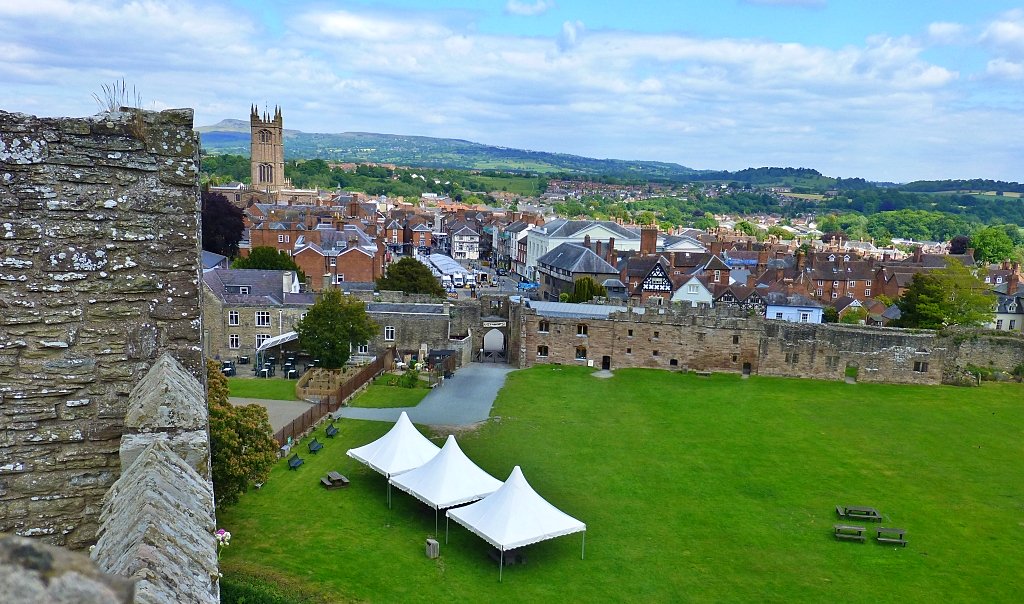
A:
505,1,555,17
0,1,1017,181
927,22,967,44
981,9,1024,56
985,58,1024,80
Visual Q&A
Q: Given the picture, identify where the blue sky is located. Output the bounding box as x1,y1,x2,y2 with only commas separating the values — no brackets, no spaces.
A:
2,1,1023,182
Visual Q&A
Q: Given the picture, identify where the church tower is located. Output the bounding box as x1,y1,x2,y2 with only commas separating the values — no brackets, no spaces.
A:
250,105,289,192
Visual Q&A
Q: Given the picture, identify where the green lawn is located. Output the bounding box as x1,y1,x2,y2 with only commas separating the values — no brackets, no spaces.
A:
348,377,431,409
226,377,300,401
217,367,1024,603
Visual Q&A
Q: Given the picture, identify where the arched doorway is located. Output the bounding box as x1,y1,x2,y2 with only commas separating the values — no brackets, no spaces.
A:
481,328,506,362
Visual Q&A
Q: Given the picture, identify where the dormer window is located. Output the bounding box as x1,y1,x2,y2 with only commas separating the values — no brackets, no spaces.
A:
828,254,835,261
843,255,850,261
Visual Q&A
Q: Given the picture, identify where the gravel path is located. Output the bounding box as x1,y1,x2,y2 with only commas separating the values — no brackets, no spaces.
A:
229,397,313,433
337,363,515,426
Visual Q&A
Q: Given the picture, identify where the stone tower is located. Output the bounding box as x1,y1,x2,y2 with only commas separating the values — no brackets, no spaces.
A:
250,105,288,191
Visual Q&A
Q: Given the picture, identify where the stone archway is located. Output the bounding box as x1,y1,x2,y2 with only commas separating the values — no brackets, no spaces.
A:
481,328,506,362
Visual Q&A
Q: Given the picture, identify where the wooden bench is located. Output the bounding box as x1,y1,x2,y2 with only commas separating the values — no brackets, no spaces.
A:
845,506,882,522
695,370,712,377
325,423,339,438
288,454,304,470
835,505,848,519
327,471,350,488
308,438,323,454
834,524,866,542
876,527,907,547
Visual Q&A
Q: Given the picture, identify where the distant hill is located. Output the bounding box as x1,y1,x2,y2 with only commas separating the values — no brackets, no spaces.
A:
196,120,699,181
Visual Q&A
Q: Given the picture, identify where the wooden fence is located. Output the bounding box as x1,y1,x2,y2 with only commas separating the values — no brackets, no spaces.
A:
273,347,396,446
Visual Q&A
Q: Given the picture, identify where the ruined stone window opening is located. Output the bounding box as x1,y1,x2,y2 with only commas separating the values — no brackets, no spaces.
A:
577,323,588,336
628,329,634,337
537,345,548,357
575,346,587,360
538,320,550,333
732,335,740,344
913,361,929,372
731,354,738,363
626,347,632,354
228,310,239,326
652,350,659,356
653,331,660,339
670,358,678,366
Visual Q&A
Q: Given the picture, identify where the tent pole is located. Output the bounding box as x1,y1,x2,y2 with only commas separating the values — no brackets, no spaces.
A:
388,481,391,509
445,515,449,544
434,508,438,536
499,549,504,583
582,532,586,560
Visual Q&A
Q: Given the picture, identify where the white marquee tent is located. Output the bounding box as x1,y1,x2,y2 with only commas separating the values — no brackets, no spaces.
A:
389,435,504,532
446,465,586,580
346,412,440,505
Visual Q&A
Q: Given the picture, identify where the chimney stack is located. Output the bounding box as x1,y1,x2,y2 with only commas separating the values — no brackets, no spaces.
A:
912,246,923,263
640,227,657,256
584,234,592,250
607,237,616,266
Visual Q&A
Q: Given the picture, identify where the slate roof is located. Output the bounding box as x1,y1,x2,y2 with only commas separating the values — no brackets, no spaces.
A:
762,291,824,308
527,300,645,319
366,303,447,315
201,250,227,270
538,243,619,275
537,219,640,240
202,269,315,306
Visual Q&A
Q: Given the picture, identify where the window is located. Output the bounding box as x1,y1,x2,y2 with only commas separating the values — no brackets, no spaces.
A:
335,274,345,284
913,361,929,372
575,346,587,360
627,329,634,337
984,276,991,283
688,284,699,294
1010,320,1016,330
864,288,871,297
653,331,660,339
996,319,1003,330
996,276,1003,283
652,350,659,357
732,335,740,345
537,345,548,357
817,280,824,286
329,257,337,267
384,326,395,341
775,312,784,320
626,347,632,354
731,354,739,363
228,310,239,326
228,334,239,349
816,288,823,297
849,280,857,287
357,343,369,354
670,359,678,367
800,312,810,323
538,320,550,333
714,270,721,282
239,286,250,295
833,281,839,287
785,352,800,364
697,333,705,342
278,234,285,243
255,334,270,349
831,292,839,298
577,323,588,336
255,311,271,327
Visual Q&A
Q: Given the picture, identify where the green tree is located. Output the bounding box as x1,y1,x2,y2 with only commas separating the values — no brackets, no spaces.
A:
893,260,995,329
232,246,305,281
207,360,278,508
295,289,379,369
970,226,1015,263
822,306,839,323
840,306,868,324
568,276,608,303
376,257,445,297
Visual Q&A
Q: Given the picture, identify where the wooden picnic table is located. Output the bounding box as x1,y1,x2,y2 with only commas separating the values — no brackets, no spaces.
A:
876,527,907,547
834,524,866,542
844,505,882,522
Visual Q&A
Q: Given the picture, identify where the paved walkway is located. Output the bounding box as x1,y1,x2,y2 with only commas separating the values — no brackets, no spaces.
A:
337,362,515,426
229,397,314,433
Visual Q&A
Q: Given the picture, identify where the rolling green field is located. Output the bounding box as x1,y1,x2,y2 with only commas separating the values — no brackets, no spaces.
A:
217,367,1024,603
226,377,300,401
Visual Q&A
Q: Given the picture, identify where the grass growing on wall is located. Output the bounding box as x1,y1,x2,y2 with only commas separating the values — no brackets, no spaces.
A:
217,367,1024,603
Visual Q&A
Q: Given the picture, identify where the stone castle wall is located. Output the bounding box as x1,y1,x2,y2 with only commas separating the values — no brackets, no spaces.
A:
509,301,1019,386
0,108,203,548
